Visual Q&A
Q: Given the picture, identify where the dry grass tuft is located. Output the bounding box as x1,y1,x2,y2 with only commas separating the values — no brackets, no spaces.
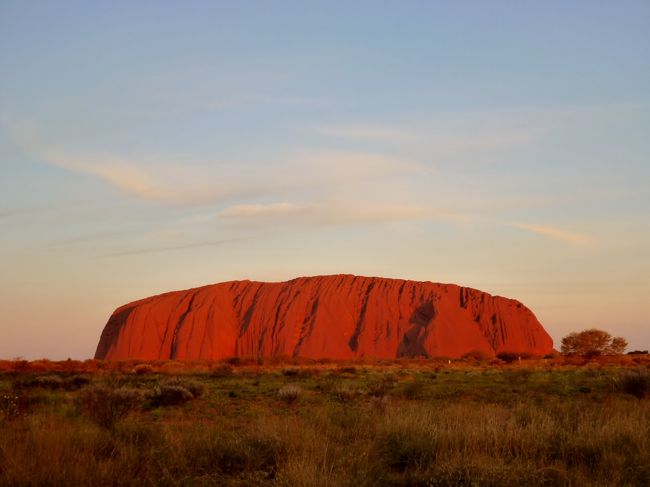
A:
278,384,301,404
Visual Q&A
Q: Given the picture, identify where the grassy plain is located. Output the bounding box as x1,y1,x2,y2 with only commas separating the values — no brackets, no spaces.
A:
1,355,649,486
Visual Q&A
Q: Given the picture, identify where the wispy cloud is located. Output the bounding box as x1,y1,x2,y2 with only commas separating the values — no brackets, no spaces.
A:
8,120,424,206
317,121,535,155
25,146,239,204
510,223,591,246
101,237,245,258
220,201,467,226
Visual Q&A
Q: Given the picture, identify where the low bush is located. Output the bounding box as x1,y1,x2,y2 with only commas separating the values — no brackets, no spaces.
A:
367,377,396,398
63,375,90,390
13,374,86,391
627,350,649,355
396,380,426,400
334,383,361,402
616,369,650,398
278,384,301,404
132,364,154,375
497,352,534,363
461,350,491,362
32,375,65,389
281,367,300,377
187,430,288,480
160,377,203,398
375,427,437,472
225,356,241,366
505,368,533,385
210,364,234,377
149,385,194,407
1,393,31,421
75,384,143,429
337,366,357,375
497,352,519,363
147,377,203,408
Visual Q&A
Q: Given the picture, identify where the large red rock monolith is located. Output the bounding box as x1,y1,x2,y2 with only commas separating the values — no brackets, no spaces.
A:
95,275,553,360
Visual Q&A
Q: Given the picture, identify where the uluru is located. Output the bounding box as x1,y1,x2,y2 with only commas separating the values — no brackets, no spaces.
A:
95,275,553,360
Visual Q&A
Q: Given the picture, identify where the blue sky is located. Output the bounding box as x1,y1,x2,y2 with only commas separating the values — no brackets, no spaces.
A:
1,1,649,358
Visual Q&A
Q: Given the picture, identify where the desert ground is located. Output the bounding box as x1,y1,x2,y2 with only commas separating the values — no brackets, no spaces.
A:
1,355,648,486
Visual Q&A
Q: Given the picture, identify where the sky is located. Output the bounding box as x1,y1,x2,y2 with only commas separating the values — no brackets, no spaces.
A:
1,1,649,359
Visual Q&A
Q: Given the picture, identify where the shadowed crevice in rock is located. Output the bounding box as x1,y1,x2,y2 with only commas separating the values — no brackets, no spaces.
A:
459,287,469,309
348,281,376,352
170,292,198,359
293,297,320,357
411,300,436,327
238,284,263,337
397,300,436,358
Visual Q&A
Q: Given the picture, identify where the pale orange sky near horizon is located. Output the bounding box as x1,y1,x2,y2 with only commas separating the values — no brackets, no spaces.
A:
1,1,649,359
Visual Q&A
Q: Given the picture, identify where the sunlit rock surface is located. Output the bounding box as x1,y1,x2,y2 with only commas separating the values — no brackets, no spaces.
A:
95,275,553,360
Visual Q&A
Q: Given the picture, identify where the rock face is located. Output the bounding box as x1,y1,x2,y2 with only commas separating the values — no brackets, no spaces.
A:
95,275,553,360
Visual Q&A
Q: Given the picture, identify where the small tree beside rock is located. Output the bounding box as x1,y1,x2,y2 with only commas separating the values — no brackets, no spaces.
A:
560,328,627,357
